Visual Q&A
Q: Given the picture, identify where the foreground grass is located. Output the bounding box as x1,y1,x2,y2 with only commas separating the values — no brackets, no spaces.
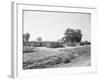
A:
23,45,91,69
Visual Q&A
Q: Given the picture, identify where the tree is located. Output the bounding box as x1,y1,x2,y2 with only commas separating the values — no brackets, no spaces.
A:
74,29,82,42
62,28,82,46
37,37,42,42
23,33,30,42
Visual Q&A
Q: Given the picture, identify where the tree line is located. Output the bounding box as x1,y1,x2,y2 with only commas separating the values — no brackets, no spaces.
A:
23,28,90,47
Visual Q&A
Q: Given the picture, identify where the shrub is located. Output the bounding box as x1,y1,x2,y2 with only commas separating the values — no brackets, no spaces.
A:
24,41,64,47
46,42,64,48
63,58,71,63
23,42,32,47
64,42,76,46
80,41,91,45
31,43,36,47
46,42,54,48
55,57,62,64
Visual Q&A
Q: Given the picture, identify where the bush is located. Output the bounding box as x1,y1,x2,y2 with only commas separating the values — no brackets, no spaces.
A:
24,41,64,47
46,42,64,48
23,42,32,47
63,58,71,63
64,42,76,46
80,41,91,45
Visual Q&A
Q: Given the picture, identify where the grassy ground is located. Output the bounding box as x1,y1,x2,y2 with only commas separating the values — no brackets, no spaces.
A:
23,45,91,69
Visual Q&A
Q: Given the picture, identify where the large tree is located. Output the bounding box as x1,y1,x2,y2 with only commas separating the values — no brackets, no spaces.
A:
62,28,82,45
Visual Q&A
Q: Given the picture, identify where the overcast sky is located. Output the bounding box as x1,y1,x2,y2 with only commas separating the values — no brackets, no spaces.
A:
23,10,91,42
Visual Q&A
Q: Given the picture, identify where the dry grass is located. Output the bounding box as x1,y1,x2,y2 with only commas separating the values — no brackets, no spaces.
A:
23,45,91,69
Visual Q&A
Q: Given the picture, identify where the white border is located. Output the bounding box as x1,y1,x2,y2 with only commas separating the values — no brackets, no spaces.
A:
11,2,97,78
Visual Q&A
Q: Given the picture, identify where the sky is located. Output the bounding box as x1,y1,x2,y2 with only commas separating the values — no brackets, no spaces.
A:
23,10,91,42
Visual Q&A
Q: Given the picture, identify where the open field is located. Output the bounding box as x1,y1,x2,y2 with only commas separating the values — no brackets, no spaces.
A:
23,45,91,69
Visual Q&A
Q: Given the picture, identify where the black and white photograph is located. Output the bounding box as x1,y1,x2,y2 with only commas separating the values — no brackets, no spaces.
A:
23,10,91,70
